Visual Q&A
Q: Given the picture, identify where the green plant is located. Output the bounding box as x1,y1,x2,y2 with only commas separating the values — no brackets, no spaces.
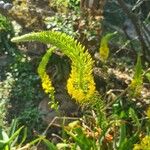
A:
7,54,43,128
10,30,149,150
0,121,23,150
0,72,14,127
44,12,78,37
129,54,143,97
11,31,96,104
50,0,69,12
0,119,45,150
0,14,14,55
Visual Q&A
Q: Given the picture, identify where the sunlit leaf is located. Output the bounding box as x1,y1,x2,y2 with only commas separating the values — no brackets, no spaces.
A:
43,139,57,150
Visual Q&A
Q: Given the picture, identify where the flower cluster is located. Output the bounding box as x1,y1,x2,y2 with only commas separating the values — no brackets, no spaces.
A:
99,40,109,62
41,72,54,94
129,79,143,97
67,68,95,103
37,47,55,97
99,32,117,62
133,136,150,150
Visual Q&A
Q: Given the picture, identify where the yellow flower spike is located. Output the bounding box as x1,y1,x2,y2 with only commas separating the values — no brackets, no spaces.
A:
99,32,117,62
38,47,56,96
41,73,54,94
11,31,97,104
129,54,143,97
133,136,150,150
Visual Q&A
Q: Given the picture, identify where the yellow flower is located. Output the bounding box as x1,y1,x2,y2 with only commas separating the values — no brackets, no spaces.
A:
133,144,142,150
133,136,150,150
11,31,96,104
99,32,117,62
41,73,54,94
67,71,96,103
100,44,109,62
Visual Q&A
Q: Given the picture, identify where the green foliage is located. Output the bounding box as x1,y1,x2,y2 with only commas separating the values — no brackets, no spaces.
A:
129,108,140,131
66,127,97,150
0,14,14,55
43,139,57,150
0,72,14,127
145,71,150,82
18,107,40,130
129,54,143,97
8,54,43,129
0,50,42,134
0,119,24,150
50,0,69,12
68,0,80,10
0,119,52,150
0,14,13,33
44,13,78,37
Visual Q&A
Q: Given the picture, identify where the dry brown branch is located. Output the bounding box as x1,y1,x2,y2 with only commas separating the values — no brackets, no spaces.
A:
117,0,150,63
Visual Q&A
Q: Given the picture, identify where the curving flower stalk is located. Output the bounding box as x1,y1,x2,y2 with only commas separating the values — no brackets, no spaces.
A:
11,31,96,103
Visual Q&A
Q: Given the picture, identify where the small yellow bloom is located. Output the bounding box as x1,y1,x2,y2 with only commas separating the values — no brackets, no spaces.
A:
67,71,96,103
133,144,142,150
99,32,117,62
41,73,54,94
133,136,150,150
100,44,109,62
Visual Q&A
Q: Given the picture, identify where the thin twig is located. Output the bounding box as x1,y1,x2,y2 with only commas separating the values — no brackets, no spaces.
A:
35,116,80,147
102,87,129,111
116,0,150,63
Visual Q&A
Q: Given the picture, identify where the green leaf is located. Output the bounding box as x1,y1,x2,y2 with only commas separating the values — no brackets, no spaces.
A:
134,54,143,80
8,119,18,138
1,129,9,142
118,122,126,149
19,127,27,146
56,143,70,149
118,132,139,150
6,126,24,145
43,139,57,150
0,140,7,149
145,72,150,82
129,108,140,131
66,127,95,150
28,136,45,146
0,128,9,150
18,136,46,150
